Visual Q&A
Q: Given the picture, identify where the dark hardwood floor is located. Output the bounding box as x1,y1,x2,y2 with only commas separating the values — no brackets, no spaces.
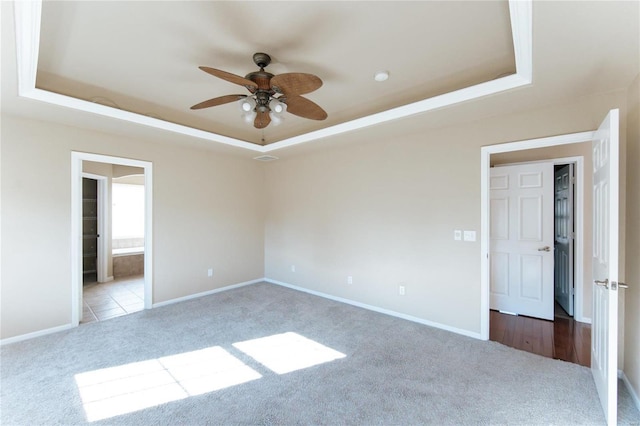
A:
489,304,591,367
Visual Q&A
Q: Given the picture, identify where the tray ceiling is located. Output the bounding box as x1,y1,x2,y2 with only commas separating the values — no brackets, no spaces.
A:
30,1,521,150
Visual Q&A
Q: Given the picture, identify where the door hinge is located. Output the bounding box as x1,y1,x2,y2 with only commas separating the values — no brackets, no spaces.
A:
571,176,576,184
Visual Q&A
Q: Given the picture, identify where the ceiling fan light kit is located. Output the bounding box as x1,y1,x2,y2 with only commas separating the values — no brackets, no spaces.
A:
191,52,327,131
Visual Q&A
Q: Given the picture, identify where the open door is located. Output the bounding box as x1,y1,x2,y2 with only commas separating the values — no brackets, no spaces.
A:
489,162,555,320
554,164,574,316
591,109,620,425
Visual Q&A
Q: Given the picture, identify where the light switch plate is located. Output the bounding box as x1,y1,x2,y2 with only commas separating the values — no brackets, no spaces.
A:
454,230,462,241
463,230,476,242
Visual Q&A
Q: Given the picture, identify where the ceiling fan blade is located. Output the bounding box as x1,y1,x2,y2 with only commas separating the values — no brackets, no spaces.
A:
270,73,323,96
199,66,258,90
190,94,246,110
254,110,271,129
284,96,328,120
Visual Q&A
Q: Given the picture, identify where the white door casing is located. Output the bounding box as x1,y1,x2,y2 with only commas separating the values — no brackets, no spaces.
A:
490,162,555,320
71,152,154,327
591,109,620,426
481,132,594,340
554,164,574,316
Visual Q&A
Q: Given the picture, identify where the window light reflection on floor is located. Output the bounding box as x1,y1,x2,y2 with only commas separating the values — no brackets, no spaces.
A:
75,347,261,422
74,333,345,422
233,332,346,375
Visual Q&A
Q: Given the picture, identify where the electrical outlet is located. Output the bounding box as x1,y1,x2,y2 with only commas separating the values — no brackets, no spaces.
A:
463,230,476,242
291,265,296,272
347,276,353,285
454,230,462,241
399,285,406,296
207,268,213,277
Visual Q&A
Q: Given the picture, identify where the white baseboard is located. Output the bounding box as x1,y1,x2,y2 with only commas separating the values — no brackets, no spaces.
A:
99,276,114,284
0,323,75,346
265,278,482,340
152,278,264,308
620,370,640,412
576,316,592,325
2,278,264,345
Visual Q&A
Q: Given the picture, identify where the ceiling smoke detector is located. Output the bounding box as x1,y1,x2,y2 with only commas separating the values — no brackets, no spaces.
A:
374,71,389,82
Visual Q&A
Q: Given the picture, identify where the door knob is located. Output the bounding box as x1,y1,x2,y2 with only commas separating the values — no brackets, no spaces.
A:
538,246,551,252
615,281,628,289
595,279,609,289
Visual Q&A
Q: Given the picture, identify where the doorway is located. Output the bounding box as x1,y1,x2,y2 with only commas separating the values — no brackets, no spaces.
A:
487,156,587,365
489,158,590,323
480,132,595,340
71,152,153,327
488,155,587,324
81,167,147,323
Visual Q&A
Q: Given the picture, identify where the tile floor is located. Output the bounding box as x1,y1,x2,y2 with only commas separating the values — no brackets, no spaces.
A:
81,275,145,323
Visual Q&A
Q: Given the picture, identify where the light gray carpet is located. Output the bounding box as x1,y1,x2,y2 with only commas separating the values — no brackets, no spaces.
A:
1,282,639,425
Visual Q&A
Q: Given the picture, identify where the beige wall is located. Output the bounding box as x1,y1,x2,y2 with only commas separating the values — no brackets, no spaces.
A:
112,165,143,178
624,73,640,399
1,115,265,339
1,85,634,354
491,142,593,320
264,89,628,335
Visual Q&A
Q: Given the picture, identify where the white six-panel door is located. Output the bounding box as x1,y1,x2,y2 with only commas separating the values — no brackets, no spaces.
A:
591,109,620,426
490,162,554,320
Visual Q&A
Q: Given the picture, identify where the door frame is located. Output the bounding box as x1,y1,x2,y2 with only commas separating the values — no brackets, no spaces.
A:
480,131,594,340
71,152,153,326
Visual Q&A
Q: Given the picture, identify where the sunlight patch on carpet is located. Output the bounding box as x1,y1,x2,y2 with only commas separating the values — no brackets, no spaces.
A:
233,332,346,374
75,347,261,422
75,333,344,421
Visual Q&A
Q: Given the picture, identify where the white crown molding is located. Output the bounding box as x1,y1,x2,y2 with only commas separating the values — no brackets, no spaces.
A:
509,0,533,83
266,74,531,152
14,0,40,95
14,0,533,153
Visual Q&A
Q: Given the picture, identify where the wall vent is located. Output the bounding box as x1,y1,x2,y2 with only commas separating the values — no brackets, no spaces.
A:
253,155,279,162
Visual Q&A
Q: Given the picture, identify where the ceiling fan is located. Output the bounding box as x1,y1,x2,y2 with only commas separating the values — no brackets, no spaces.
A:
191,52,327,129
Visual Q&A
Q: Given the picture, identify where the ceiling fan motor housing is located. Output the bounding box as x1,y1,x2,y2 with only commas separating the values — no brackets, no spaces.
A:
255,91,271,113
252,52,272,69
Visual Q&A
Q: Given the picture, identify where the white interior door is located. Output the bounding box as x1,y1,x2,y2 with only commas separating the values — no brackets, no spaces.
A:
591,109,620,425
490,162,554,320
554,164,574,316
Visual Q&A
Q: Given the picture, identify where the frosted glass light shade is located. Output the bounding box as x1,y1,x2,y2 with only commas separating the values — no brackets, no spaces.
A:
242,111,257,124
269,99,286,114
239,97,256,113
269,112,284,126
